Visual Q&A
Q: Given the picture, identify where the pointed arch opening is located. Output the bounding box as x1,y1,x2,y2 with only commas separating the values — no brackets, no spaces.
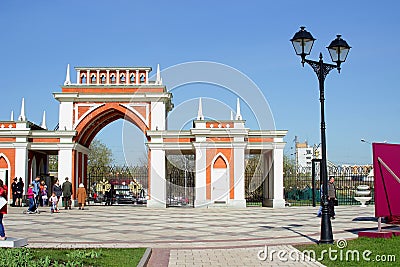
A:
74,103,149,148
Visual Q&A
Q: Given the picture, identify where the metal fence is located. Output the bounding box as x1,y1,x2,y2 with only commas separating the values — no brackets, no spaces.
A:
166,167,195,207
245,156,264,206
87,165,148,204
284,164,374,206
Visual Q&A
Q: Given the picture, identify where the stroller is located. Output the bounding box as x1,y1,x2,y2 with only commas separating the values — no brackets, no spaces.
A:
23,195,40,214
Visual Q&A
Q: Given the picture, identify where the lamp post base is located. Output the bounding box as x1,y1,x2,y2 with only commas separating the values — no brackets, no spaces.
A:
319,203,333,244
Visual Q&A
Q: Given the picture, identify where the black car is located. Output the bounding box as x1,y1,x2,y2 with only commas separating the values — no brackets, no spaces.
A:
115,194,135,204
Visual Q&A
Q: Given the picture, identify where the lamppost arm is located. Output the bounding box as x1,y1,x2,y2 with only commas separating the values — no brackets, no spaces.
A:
304,54,337,82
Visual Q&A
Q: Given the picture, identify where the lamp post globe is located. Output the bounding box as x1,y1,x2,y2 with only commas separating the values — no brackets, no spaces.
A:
290,26,316,66
327,35,351,73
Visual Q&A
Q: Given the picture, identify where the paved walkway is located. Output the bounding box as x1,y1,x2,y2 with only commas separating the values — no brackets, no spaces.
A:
3,205,398,266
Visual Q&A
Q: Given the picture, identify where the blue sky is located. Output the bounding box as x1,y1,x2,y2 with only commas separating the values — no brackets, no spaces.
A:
0,1,399,165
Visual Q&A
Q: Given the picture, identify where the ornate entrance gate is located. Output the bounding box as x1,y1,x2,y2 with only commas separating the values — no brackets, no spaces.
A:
166,167,195,207
88,165,148,205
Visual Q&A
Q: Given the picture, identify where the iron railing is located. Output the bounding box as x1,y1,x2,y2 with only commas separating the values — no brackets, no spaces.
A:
284,165,374,206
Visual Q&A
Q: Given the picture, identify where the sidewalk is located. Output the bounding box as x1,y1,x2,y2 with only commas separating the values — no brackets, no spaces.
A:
4,205,396,266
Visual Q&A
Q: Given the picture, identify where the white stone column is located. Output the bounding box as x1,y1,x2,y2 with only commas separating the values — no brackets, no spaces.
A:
145,70,149,84
15,144,28,185
106,70,110,85
262,148,285,208
150,101,166,130
136,70,139,84
147,149,166,208
194,144,207,207
58,148,73,186
96,70,100,85
126,70,129,85
76,70,80,85
232,144,246,208
86,70,90,85
59,101,74,130
116,70,120,84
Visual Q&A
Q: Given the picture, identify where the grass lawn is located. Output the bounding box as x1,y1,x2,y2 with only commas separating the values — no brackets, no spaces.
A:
296,236,399,267
0,247,146,267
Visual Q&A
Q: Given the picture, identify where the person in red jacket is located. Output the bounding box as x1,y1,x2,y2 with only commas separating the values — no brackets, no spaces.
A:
0,179,8,240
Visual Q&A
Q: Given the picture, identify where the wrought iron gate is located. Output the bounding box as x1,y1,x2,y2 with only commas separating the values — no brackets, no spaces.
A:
166,167,195,207
87,165,148,205
245,156,264,206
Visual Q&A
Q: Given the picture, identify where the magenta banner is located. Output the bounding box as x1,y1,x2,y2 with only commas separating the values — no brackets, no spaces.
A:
373,143,400,217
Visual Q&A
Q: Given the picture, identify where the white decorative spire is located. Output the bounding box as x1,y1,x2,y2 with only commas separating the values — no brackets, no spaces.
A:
230,110,234,120
18,98,26,121
156,64,162,85
235,98,242,120
64,64,71,85
197,98,204,120
41,111,47,129
10,110,14,121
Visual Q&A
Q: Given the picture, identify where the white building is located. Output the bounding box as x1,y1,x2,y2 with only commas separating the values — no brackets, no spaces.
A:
295,141,322,168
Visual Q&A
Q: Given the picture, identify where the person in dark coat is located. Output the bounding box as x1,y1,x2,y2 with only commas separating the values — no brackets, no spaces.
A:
11,177,18,207
327,176,337,219
62,177,73,209
16,177,24,207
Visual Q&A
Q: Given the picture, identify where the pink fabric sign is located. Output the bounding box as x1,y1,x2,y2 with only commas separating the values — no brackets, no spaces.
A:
373,143,400,217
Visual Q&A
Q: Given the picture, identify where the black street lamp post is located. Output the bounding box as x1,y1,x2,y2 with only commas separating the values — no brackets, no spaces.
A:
291,26,351,244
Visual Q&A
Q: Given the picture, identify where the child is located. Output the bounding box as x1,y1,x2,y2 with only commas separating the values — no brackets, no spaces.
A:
41,185,48,206
49,192,58,213
26,184,35,213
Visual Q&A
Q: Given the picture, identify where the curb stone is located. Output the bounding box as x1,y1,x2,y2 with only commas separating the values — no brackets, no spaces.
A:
137,248,152,267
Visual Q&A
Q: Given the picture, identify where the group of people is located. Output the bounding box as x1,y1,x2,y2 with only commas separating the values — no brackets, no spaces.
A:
25,177,87,213
10,177,24,207
0,176,88,240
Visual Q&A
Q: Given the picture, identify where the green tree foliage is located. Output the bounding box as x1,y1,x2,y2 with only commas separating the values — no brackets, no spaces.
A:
283,154,296,175
88,139,113,173
48,155,58,172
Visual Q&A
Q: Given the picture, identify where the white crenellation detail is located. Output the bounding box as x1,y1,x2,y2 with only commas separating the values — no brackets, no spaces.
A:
235,98,242,120
197,98,204,120
41,111,47,129
156,64,162,85
18,98,26,121
64,64,71,85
